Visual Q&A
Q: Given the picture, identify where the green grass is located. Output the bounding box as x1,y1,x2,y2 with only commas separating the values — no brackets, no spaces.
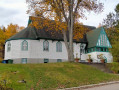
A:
0,62,119,90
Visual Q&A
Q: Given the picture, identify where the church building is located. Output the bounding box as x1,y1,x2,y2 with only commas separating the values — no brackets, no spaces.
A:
4,18,113,64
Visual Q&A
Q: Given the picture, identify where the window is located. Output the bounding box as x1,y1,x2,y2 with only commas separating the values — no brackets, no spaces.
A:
43,40,49,51
96,47,100,51
89,48,91,52
44,59,49,63
92,48,95,52
21,58,27,64
22,40,28,51
106,48,108,52
100,48,103,51
57,59,62,62
56,42,62,52
81,49,85,53
80,44,86,53
7,42,11,52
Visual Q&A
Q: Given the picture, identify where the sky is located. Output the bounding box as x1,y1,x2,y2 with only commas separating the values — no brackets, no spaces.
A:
0,0,119,28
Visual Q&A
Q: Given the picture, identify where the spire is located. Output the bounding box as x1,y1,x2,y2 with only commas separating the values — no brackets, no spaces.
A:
27,16,32,26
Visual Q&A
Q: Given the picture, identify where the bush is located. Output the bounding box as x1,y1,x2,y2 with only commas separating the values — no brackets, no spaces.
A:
109,62,119,74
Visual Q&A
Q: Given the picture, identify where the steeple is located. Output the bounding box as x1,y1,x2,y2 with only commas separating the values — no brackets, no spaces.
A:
27,16,32,26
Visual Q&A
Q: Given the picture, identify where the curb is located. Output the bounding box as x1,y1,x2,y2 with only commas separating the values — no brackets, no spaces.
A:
57,81,119,90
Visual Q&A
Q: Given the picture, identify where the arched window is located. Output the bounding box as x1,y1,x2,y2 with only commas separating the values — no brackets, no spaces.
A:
43,40,49,51
22,40,28,51
56,42,62,52
7,42,11,52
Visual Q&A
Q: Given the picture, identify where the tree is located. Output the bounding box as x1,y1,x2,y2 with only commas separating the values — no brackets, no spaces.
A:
5,23,18,39
102,3,119,62
0,27,6,59
0,24,25,60
26,0,103,62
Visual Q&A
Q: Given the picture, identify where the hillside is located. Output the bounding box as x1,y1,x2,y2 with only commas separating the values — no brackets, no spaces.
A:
0,62,119,90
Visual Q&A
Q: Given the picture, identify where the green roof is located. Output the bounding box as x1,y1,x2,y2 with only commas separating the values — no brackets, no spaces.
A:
86,27,102,48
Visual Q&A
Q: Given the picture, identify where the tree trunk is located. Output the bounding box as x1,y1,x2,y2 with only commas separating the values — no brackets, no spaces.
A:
2,44,5,59
68,0,74,62
58,0,74,62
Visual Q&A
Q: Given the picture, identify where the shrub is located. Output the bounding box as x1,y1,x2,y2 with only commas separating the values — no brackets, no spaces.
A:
109,62,119,74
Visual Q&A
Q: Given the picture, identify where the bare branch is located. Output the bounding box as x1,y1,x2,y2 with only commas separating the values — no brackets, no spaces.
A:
61,0,68,23
74,0,82,18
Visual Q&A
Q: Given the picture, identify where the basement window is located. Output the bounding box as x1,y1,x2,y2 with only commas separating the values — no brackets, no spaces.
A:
44,59,49,63
21,58,27,64
57,59,62,62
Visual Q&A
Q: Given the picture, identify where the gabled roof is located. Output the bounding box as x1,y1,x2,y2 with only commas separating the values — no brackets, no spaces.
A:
86,27,112,48
96,27,112,48
86,27,102,48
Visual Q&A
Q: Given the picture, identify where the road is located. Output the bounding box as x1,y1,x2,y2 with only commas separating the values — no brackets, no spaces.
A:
83,83,119,90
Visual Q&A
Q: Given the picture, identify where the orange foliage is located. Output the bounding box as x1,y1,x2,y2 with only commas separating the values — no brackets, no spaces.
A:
5,23,25,39
30,16,89,40
5,23,18,39
0,24,25,59
27,0,103,40
73,23,90,40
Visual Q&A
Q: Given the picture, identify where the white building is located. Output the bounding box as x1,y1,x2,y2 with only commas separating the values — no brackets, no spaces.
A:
4,18,113,64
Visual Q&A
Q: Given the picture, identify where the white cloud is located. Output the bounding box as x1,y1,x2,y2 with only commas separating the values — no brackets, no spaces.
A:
0,0,29,27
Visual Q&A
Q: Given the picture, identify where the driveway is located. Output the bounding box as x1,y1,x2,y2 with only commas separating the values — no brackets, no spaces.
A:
83,83,119,90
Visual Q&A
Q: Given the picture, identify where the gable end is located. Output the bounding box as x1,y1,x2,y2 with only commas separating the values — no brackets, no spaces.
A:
96,27,112,48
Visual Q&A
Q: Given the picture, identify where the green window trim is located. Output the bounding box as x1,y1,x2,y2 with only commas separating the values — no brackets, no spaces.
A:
21,58,27,64
43,40,49,51
7,42,11,52
57,59,62,62
56,41,62,52
21,40,28,51
86,47,109,53
44,59,49,63
96,28,112,48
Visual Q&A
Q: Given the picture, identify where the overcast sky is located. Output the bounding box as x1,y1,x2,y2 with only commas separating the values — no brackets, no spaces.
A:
0,0,119,28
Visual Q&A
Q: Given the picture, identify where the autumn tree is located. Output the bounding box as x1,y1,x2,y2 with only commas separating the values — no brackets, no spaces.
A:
0,27,6,59
26,0,103,62
0,24,25,60
103,3,119,62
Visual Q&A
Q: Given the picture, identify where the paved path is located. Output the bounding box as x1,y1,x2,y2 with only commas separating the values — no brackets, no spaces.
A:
83,83,119,90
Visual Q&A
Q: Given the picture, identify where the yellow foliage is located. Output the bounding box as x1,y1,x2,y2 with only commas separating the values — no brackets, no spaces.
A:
0,23,24,59
73,23,90,40
5,23,18,39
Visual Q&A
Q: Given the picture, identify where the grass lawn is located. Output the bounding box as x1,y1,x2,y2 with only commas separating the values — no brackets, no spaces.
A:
0,62,119,90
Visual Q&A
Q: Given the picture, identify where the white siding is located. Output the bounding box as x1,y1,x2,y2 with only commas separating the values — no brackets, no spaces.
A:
4,39,112,63
86,52,113,63
5,40,69,60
